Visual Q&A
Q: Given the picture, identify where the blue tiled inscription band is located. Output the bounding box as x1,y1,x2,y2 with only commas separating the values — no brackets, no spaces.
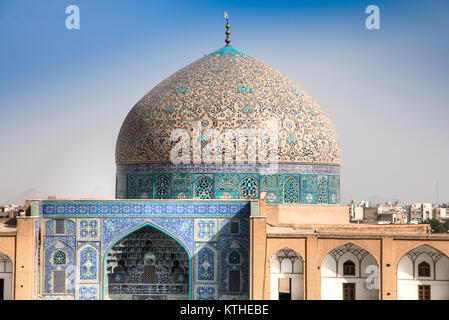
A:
40,201,251,218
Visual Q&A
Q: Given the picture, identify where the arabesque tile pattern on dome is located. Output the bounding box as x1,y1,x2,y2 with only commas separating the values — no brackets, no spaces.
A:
115,46,341,165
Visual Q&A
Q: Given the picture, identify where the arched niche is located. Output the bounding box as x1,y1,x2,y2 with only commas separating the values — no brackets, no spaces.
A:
320,243,379,300
397,245,449,300
103,223,191,300
269,248,304,300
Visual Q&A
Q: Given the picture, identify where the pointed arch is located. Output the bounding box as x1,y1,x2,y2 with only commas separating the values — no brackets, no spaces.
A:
77,243,99,282
102,221,192,300
320,243,379,300
270,248,304,300
0,252,13,300
397,244,449,300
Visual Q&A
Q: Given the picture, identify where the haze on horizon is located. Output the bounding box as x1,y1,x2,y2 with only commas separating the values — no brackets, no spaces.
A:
0,0,448,205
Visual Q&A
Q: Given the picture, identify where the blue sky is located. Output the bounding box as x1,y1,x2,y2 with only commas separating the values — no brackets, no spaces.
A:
0,0,448,204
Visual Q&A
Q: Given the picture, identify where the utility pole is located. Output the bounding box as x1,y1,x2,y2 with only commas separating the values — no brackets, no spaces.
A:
436,179,439,206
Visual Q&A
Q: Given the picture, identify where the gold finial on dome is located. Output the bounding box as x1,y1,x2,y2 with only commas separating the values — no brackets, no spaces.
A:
224,11,231,46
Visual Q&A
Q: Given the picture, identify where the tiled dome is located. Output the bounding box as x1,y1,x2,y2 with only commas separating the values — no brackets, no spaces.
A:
116,46,341,166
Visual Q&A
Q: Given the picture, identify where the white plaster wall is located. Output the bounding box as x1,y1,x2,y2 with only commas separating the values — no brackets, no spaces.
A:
281,259,293,273
321,277,379,300
271,260,280,274
397,247,449,299
321,251,379,300
436,257,449,280
361,255,378,277
321,254,336,277
397,256,413,279
0,272,12,300
397,280,449,300
270,273,303,300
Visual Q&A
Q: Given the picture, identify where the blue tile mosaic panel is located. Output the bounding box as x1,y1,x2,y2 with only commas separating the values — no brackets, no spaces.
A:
328,175,340,204
194,285,218,300
195,244,218,283
218,219,250,236
44,219,74,235
300,174,318,204
215,173,240,199
219,238,249,296
76,284,99,300
40,201,251,218
43,238,75,294
120,172,340,204
39,202,251,300
283,175,299,203
194,218,218,242
77,219,100,241
77,244,99,282
239,175,259,199
172,173,194,199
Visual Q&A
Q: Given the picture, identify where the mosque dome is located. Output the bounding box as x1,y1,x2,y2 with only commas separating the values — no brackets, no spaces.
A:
115,46,341,166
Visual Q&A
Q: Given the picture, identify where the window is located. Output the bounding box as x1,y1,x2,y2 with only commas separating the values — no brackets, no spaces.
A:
228,270,241,293
418,285,431,300
343,283,356,300
144,265,155,284
278,278,291,300
418,261,431,277
229,251,241,265
230,219,240,234
55,219,65,234
343,260,356,276
53,271,66,293
53,250,66,265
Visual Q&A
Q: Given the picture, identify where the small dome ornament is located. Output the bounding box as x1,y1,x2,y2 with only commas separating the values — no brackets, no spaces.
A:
224,11,231,46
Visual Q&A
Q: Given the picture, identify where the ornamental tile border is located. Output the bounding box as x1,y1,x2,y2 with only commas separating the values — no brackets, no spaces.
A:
40,201,251,218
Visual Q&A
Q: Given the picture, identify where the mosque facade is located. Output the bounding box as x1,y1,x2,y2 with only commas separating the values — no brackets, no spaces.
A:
2,31,449,300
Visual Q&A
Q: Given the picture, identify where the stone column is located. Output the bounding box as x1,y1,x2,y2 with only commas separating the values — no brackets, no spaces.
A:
15,217,36,300
380,236,395,300
250,200,267,300
305,234,320,299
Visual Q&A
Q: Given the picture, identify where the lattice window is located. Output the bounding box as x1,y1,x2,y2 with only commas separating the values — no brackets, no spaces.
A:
53,250,66,265
418,261,431,277
55,219,65,234
230,219,240,234
270,248,303,274
155,176,170,199
229,251,241,265
283,177,299,203
317,176,328,203
343,260,356,276
195,176,213,199
53,271,66,293
228,270,241,293
0,253,12,273
240,177,258,199
343,283,355,300
144,265,155,284
418,285,431,300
